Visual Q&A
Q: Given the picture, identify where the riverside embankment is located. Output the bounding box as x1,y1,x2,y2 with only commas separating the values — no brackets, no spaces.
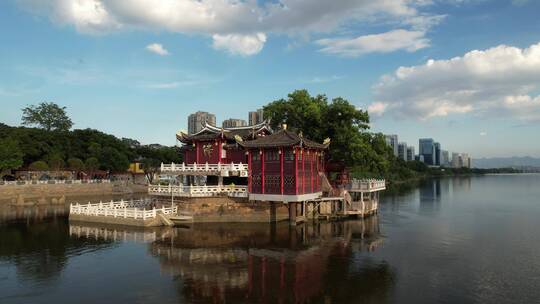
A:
0,180,147,206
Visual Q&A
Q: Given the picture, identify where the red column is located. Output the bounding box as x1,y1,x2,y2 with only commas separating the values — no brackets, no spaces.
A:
196,143,200,164
280,148,284,195
217,140,222,163
294,148,298,195
311,150,314,192
316,153,319,191
302,149,305,194
261,150,265,194
248,151,252,193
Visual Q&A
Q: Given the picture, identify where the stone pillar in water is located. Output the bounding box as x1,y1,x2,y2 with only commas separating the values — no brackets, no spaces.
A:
288,202,297,225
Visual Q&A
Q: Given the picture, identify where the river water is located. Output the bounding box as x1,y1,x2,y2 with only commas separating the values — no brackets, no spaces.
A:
1,174,539,303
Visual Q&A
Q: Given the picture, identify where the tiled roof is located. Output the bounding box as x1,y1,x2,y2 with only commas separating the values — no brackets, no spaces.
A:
238,129,328,149
176,120,273,143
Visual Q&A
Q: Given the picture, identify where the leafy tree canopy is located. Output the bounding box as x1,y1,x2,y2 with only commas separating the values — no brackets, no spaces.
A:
22,102,73,132
264,90,373,165
29,161,49,171
67,158,85,171
0,138,24,176
85,157,100,172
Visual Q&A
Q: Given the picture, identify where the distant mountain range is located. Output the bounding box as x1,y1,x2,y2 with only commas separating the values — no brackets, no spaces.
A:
473,157,540,169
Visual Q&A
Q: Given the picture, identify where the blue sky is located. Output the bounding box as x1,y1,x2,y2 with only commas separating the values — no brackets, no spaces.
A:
1,0,540,158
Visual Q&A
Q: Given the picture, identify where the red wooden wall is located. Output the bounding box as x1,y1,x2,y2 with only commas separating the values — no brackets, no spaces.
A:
249,147,324,196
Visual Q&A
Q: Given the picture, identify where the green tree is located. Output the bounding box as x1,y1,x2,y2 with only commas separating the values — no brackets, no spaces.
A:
99,147,129,172
47,154,65,171
67,158,85,171
29,161,49,171
140,158,161,183
0,138,24,177
85,157,100,173
22,102,73,131
264,90,370,165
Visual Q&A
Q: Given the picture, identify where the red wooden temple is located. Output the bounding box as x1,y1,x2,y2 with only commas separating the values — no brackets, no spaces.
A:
237,128,329,203
148,120,385,224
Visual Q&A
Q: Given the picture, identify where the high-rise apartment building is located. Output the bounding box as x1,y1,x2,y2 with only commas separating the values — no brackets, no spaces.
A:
419,138,435,165
451,152,472,168
406,146,415,162
451,153,460,168
248,108,264,125
222,118,247,128
188,111,216,134
442,150,450,167
385,134,399,157
462,153,471,168
434,142,441,166
398,142,407,161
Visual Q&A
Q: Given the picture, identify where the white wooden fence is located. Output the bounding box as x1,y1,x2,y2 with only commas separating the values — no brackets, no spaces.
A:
160,162,248,176
148,184,248,198
1,179,111,186
348,179,386,192
70,199,177,220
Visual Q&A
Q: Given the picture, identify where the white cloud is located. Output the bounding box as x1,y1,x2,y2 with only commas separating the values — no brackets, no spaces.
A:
316,29,430,57
302,75,344,84
212,33,267,56
17,0,444,56
146,43,169,56
480,131,487,136
370,42,540,122
368,102,388,116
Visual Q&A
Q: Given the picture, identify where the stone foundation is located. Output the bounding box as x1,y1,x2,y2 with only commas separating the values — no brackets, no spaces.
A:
165,196,290,223
0,183,147,206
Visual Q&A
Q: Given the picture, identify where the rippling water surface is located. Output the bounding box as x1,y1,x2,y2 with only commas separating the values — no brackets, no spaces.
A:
1,175,539,303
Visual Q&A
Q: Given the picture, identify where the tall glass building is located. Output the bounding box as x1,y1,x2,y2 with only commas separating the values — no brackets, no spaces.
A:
419,138,435,165
434,142,441,166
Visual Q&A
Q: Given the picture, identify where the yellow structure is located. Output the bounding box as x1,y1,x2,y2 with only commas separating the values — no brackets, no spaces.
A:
128,162,145,174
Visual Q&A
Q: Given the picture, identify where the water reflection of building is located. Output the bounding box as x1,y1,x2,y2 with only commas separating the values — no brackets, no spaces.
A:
452,177,472,192
419,179,441,203
69,219,389,303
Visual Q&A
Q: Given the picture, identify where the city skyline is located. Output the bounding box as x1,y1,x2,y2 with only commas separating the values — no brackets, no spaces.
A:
0,1,539,158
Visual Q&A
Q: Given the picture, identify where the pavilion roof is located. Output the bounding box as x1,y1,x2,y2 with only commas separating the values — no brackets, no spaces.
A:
237,129,329,150
176,120,273,143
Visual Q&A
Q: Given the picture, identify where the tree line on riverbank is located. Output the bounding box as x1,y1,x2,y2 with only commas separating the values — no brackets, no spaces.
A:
262,90,521,183
0,103,181,179
1,95,520,182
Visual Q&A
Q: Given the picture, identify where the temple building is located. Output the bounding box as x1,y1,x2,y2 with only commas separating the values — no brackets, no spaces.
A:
147,120,385,225
148,120,272,198
237,127,329,203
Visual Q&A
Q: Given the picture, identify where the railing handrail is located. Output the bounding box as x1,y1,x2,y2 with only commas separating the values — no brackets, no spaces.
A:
69,199,177,220
348,179,386,191
148,184,248,197
0,179,111,186
160,162,247,172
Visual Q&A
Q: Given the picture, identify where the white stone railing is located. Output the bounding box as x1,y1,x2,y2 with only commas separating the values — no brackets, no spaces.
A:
70,199,177,220
0,179,111,186
347,179,386,192
160,162,248,176
148,184,248,198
